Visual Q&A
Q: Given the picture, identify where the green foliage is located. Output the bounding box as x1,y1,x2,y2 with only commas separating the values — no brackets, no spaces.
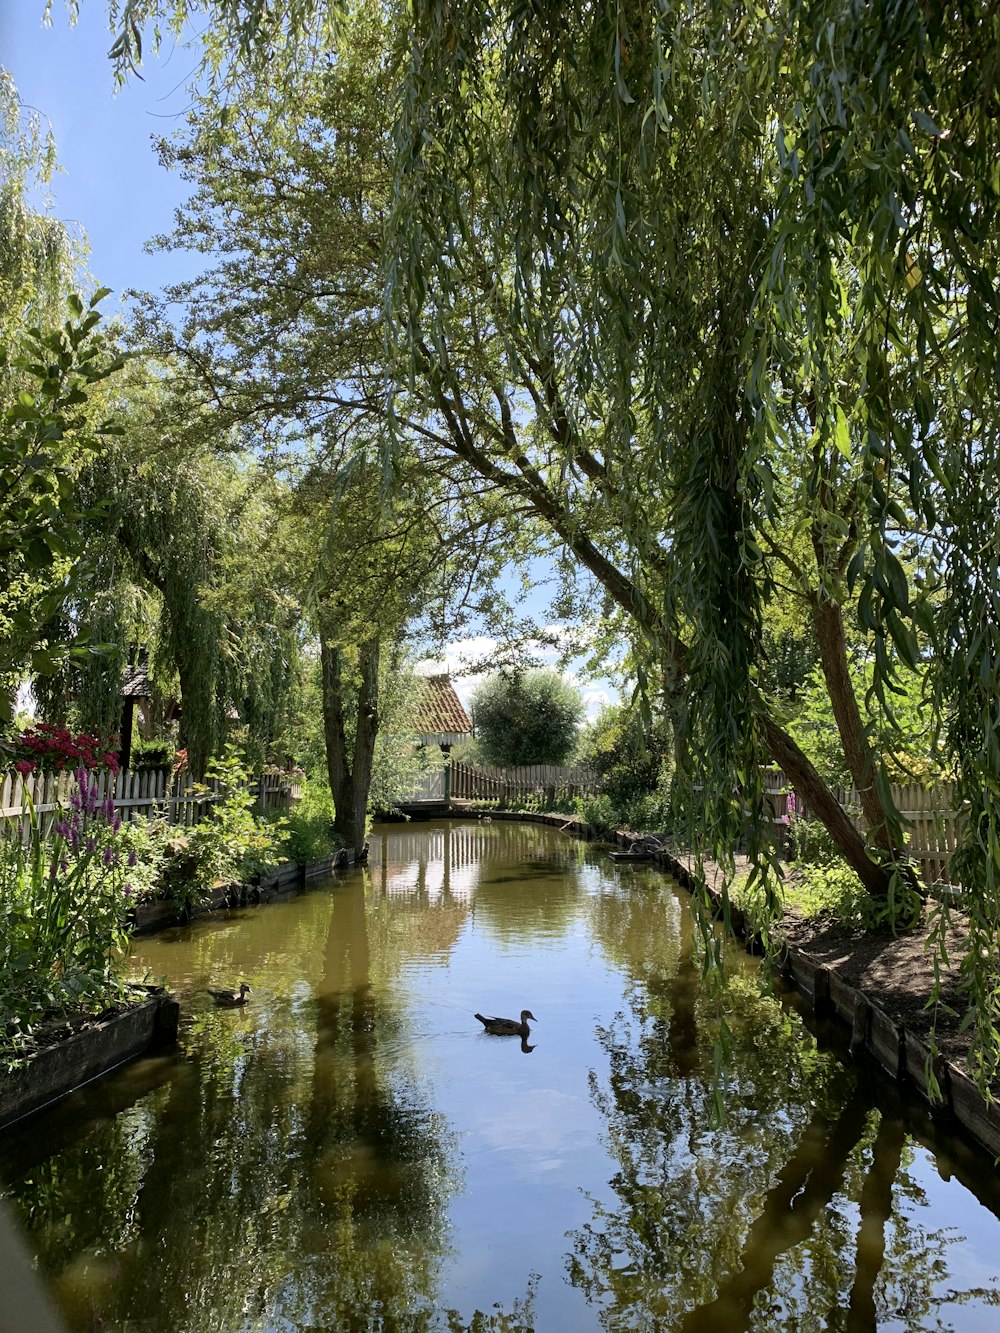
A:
0,295,124,716
116,814,170,904
754,860,921,935
787,661,942,787
130,737,175,771
154,750,286,905
577,701,671,830
281,779,341,865
0,772,132,1062
471,669,583,768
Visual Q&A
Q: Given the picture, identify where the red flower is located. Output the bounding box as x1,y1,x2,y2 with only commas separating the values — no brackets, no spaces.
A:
15,760,35,777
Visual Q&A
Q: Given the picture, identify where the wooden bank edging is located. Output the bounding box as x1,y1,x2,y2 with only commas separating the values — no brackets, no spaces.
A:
455,805,1000,1162
0,991,180,1132
129,848,355,934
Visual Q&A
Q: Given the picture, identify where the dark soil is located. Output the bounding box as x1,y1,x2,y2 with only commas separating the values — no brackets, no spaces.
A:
781,907,972,1066
688,852,980,1076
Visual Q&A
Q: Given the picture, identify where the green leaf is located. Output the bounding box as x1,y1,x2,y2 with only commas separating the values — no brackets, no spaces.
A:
833,407,851,458
24,537,55,569
912,109,942,137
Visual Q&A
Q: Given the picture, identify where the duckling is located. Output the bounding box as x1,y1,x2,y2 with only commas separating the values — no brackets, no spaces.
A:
208,982,252,1007
474,1009,536,1037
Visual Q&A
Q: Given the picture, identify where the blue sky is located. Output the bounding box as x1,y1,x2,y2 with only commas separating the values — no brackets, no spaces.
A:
3,4,201,310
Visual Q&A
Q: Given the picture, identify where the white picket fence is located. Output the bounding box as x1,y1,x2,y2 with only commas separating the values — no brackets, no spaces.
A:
0,767,297,836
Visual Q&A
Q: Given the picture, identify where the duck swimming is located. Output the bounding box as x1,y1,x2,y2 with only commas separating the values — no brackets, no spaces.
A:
474,1009,537,1037
209,983,252,1007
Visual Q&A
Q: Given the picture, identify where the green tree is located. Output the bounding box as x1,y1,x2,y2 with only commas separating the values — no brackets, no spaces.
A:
0,72,124,719
578,700,672,828
471,669,583,768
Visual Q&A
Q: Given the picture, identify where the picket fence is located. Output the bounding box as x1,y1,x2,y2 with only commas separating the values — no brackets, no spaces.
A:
0,767,298,837
449,760,598,804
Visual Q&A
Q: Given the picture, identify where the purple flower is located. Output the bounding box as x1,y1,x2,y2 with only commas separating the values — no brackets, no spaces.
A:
128,850,137,867
67,827,80,850
86,837,96,853
60,860,69,874
69,790,83,811
53,819,70,840
123,884,133,899
103,846,114,867
101,798,116,819
112,815,122,833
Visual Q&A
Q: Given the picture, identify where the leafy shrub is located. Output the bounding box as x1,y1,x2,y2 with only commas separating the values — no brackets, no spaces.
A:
576,702,672,832
152,750,286,904
130,738,175,771
116,815,171,904
281,780,342,865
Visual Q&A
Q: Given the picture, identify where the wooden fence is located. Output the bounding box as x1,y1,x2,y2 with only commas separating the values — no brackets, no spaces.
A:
449,760,598,805
0,767,299,837
765,772,964,888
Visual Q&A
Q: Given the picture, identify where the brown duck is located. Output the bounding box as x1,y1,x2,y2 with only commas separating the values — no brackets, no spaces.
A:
475,1009,537,1037
209,983,252,1007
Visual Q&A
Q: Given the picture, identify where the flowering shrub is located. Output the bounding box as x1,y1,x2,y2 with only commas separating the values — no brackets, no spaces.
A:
8,722,120,777
0,766,133,1062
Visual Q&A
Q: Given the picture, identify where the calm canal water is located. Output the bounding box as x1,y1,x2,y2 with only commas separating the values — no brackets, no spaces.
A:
3,820,1000,1331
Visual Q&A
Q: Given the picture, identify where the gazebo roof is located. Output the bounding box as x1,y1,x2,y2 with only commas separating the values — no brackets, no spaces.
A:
122,662,151,700
414,674,472,744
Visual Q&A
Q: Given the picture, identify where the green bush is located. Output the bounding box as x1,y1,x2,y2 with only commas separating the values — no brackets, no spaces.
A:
282,780,342,865
130,738,175,771
153,750,286,904
576,702,672,832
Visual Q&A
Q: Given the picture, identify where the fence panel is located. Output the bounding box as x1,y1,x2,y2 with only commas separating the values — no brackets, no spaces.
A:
0,767,300,836
787,774,964,888
449,761,598,805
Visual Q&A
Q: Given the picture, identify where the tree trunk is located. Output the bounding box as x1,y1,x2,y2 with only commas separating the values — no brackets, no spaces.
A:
762,715,894,898
811,594,903,858
321,635,380,857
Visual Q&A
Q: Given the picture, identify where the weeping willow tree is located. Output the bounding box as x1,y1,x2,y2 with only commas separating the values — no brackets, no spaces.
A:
34,362,303,776
91,0,1000,1075
1,69,123,720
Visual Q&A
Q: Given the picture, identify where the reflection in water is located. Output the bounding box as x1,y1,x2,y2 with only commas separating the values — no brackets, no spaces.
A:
1,821,999,1331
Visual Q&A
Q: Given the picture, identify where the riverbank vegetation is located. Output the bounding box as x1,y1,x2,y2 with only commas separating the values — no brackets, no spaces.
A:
4,2,1000,1088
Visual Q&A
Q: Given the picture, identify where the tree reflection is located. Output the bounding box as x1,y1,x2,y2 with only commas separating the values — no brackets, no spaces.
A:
569,972,996,1330
3,877,463,1332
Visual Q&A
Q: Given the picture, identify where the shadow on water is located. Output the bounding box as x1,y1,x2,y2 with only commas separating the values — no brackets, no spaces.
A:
2,819,1000,1331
